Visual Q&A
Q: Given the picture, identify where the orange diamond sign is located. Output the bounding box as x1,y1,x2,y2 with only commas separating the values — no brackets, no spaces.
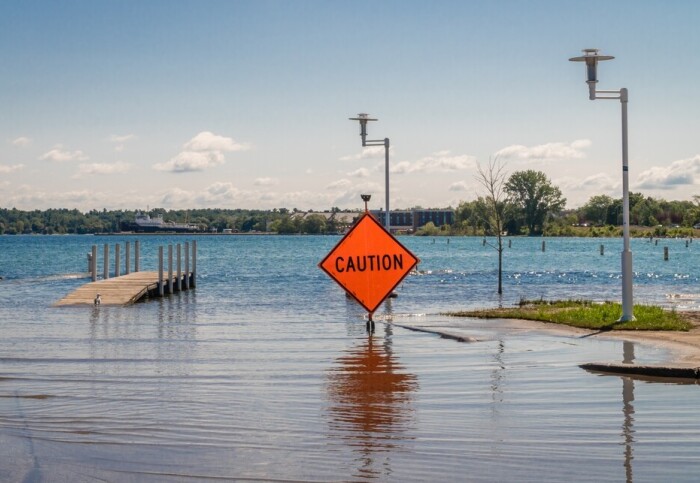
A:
319,213,419,314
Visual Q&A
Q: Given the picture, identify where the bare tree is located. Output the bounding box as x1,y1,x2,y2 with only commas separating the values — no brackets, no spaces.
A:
476,157,509,295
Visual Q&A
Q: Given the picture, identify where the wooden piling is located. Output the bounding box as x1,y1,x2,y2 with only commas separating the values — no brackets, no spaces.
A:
177,244,182,292
115,244,121,278
600,244,604,256
168,245,173,294
664,246,669,261
542,240,545,252
184,242,190,289
508,239,512,248
125,241,131,275
103,244,110,280
91,245,97,282
158,246,164,296
192,240,197,288
135,240,140,272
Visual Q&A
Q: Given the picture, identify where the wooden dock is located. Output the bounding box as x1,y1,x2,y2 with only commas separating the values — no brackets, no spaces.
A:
55,271,193,306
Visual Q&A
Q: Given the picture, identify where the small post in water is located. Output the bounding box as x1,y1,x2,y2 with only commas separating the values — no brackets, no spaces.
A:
542,240,546,252
600,244,604,256
664,246,669,261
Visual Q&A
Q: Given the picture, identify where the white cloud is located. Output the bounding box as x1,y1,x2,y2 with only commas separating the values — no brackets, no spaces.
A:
108,134,136,152
254,177,278,186
391,151,475,174
340,145,391,161
327,179,352,190
183,131,250,152
347,167,370,178
495,139,591,161
161,182,244,206
39,146,89,162
2,185,111,210
448,181,471,191
154,151,224,172
564,172,619,192
635,155,700,190
74,162,131,178
12,137,31,147
154,131,250,173
0,163,24,173
109,134,136,143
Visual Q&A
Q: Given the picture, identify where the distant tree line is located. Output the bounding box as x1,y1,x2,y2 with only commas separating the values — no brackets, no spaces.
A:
453,170,700,237
2,173,700,236
0,207,353,235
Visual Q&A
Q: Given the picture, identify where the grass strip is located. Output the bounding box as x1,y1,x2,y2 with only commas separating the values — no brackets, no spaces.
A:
444,299,692,331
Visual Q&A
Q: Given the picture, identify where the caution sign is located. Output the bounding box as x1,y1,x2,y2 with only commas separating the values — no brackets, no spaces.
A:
319,213,419,314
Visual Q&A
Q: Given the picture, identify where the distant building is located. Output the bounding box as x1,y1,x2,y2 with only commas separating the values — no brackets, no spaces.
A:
370,209,454,233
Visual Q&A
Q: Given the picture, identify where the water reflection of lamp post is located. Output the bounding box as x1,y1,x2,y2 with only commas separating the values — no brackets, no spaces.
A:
570,49,635,321
349,114,391,232
621,341,636,483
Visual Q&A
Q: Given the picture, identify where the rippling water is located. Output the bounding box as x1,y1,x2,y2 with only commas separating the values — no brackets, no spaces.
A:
1,234,700,481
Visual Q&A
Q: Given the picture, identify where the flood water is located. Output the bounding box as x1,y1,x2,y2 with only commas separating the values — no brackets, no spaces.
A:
1,234,700,481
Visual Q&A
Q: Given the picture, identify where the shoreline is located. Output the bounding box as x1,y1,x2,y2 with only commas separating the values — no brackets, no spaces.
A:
393,312,700,380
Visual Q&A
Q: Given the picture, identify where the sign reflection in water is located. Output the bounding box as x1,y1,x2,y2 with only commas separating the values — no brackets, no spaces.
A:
326,325,418,480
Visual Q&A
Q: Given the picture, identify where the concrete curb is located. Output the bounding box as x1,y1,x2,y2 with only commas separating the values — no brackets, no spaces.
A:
581,362,700,379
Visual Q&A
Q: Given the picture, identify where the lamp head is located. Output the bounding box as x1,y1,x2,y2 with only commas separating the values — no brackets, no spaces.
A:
360,194,371,202
348,113,378,144
569,49,614,99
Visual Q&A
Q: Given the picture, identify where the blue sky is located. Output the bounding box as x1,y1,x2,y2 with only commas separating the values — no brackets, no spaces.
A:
1,0,699,212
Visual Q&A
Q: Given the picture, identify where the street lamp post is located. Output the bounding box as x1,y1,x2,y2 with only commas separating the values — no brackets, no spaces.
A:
349,113,391,232
570,48,634,321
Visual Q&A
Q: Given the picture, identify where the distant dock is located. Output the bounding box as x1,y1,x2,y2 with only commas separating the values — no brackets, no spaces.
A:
55,240,197,307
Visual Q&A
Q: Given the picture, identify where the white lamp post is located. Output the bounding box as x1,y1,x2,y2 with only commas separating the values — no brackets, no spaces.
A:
349,113,391,232
570,48,634,321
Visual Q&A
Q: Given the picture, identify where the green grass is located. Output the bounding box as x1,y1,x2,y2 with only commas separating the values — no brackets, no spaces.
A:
444,298,692,331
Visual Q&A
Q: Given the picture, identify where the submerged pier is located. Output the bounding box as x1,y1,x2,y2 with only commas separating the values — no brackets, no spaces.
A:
56,240,197,306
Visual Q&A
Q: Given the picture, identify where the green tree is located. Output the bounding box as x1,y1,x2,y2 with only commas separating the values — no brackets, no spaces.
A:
505,170,566,235
415,221,440,236
301,214,326,234
581,195,614,226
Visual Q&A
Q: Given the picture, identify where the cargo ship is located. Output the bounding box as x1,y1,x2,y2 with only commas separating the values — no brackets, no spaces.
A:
123,211,201,233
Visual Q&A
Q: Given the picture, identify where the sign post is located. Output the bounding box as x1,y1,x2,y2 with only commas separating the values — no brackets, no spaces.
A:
319,204,419,332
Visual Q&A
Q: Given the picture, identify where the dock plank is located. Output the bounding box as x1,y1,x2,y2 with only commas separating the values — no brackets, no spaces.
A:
55,271,192,306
